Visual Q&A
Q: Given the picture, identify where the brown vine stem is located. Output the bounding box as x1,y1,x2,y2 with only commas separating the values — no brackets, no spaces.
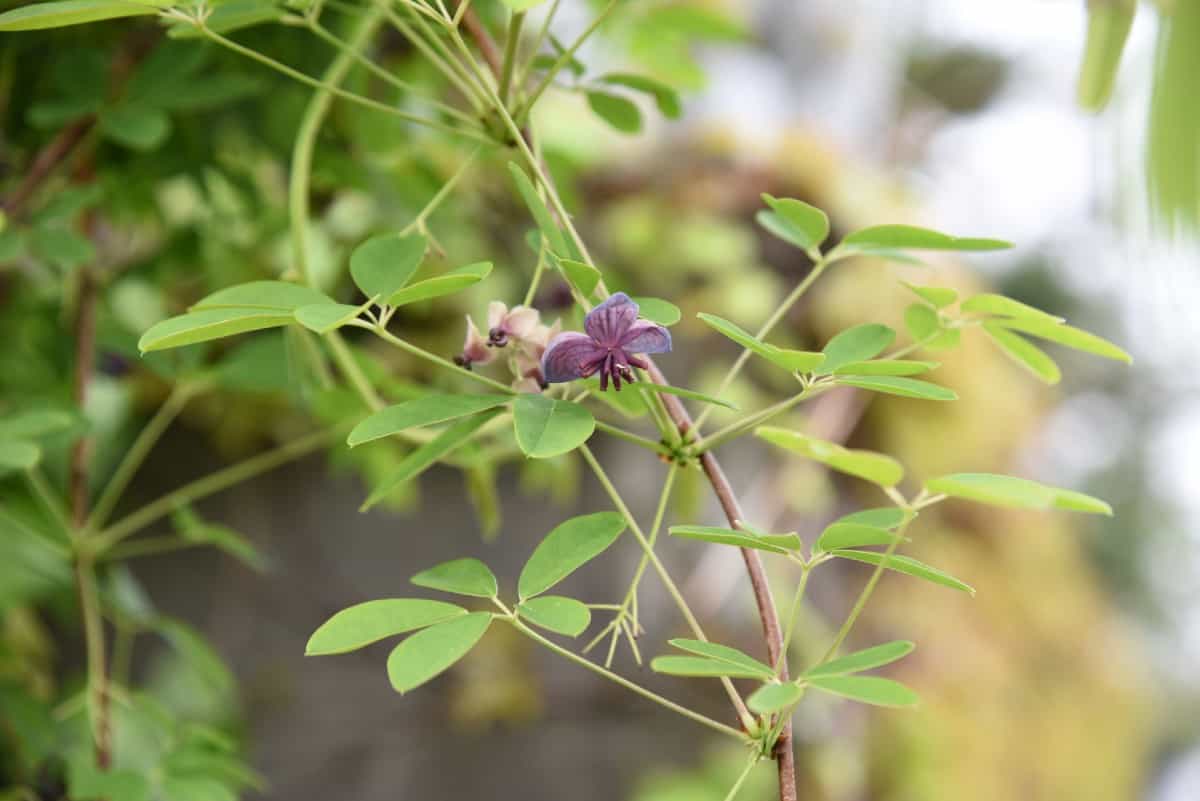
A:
457,12,797,801
1,116,94,220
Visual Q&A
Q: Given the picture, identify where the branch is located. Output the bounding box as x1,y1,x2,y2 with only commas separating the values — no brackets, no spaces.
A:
1,116,95,220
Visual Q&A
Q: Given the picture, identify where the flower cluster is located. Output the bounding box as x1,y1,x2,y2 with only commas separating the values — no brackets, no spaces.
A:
457,301,560,392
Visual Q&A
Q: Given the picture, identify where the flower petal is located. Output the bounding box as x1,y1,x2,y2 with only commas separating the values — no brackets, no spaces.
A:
584,292,639,347
620,320,672,354
541,332,605,383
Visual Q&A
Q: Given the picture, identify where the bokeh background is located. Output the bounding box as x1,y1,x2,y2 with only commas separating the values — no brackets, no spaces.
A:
2,1,1199,800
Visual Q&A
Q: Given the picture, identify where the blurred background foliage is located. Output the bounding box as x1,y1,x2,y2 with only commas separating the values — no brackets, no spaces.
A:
1,1,1196,800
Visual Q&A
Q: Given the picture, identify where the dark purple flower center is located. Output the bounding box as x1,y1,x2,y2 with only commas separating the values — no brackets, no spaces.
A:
579,347,648,391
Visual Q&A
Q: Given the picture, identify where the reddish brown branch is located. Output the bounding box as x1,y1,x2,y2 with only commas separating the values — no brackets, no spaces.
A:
2,116,95,221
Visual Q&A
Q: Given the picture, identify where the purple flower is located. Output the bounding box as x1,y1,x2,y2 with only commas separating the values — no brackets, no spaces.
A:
541,293,672,391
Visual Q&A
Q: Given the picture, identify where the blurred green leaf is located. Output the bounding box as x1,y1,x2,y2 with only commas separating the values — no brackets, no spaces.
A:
805,640,915,677
306,598,466,655
667,638,774,679
387,262,493,306
817,324,896,373
518,511,626,599
835,507,906,529
832,360,938,376
758,194,829,253
835,375,957,401
901,281,958,308
173,507,265,570
992,318,1131,363
350,233,426,301
586,91,643,134
756,427,904,487
925,472,1112,515
747,682,804,714
831,550,975,594
806,675,918,707
1077,0,1135,111
982,322,1061,384
697,312,824,374
960,293,1064,323
843,224,1012,252
669,524,799,554
363,411,501,509
632,296,681,326
509,162,571,257
411,558,498,599
0,410,73,441
0,439,41,474
632,381,736,409
599,73,682,118
556,257,602,297
99,103,171,151
0,0,161,30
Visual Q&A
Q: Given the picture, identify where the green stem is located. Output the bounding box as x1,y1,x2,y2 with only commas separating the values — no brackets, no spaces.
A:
593,420,672,456
400,147,481,236
24,468,72,540
195,23,488,141
99,535,206,562
522,241,548,305
498,10,525,105
691,385,824,455
373,2,486,110
74,557,110,764
517,0,618,121
507,616,746,741
371,326,515,393
86,383,200,533
722,754,762,801
693,256,838,431
578,445,755,731
818,511,914,663
625,462,678,633
307,18,479,126
514,0,560,89
777,566,811,669
93,428,339,553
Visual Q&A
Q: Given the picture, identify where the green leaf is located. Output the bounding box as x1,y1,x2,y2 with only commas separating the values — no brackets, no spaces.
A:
139,308,293,353
99,103,170,151
512,395,595,458
386,612,492,693
0,410,74,440
509,162,570,256
843,224,1012,252
556,258,601,297
411,558,498,599
924,472,1112,515
582,378,648,417
0,441,41,475
835,376,958,401
598,73,682,118
831,550,975,594
814,523,900,553
697,312,824,373
667,638,774,679
806,675,918,707
349,233,426,301
30,225,93,269
68,764,149,801
650,656,769,680
306,598,466,655
835,507,906,529
499,0,548,10
756,427,904,487
349,395,512,447
294,303,366,335
982,323,1061,384
362,410,501,510
669,524,799,554
992,318,1132,363
518,511,626,599
817,324,896,374
747,682,805,714
517,596,592,637
631,296,681,326
832,360,938,377
387,262,492,306
193,281,336,312
167,0,281,37
1077,0,1134,111
903,304,939,345
959,293,1064,323
586,90,643,133
631,381,737,410
758,194,830,253
901,281,958,309
0,0,160,30
805,640,915,677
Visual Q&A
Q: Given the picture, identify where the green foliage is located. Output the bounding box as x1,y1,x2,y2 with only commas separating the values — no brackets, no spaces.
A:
518,512,626,599
756,428,905,487
349,395,512,447
806,675,918,707
0,0,161,30
306,599,466,655
411,558,499,599
925,473,1113,515
804,641,914,677
386,613,493,693
350,233,427,302
757,194,829,254
669,524,800,554
513,395,595,458
517,596,592,636
831,550,975,594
